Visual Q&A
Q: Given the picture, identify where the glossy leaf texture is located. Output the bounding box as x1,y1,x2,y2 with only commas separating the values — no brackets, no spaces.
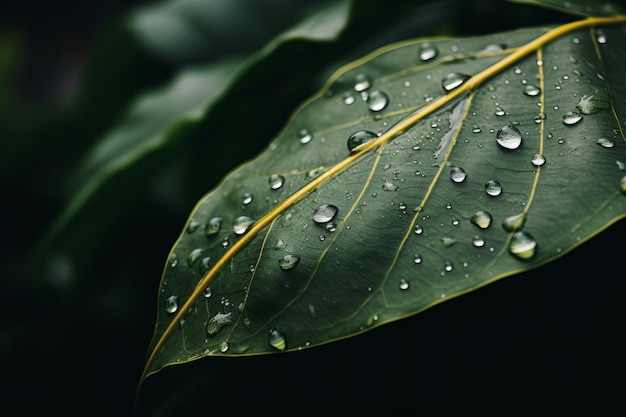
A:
143,13,626,380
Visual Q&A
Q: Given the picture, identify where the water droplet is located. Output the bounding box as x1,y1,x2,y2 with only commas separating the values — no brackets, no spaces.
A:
206,312,233,336
596,138,615,148
502,212,526,232
366,90,389,112
205,217,223,236
219,341,229,353
414,224,424,235
313,204,338,224
354,73,371,92
325,221,338,232
496,125,522,150
187,219,200,234
269,174,285,190
576,93,610,114
204,286,213,298
531,153,546,166
413,254,422,264
509,231,537,260
165,295,178,314
523,84,541,97
382,179,398,191
471,210,492,229
298,129,312,144
278,254,300,271
347,130,377,152
442,237,456,247
308,304,317,318
563,111,583,125
485,180,502,197
268,329,287,351
242,192,253,205
472,125,481,133
450,166,467,183
418,42,438,61
621,176,626,194
187,248,203,266
442,72,471,92
233,216,255,235
343,94,356,105
472,235,485,247
399,279,410,290
444,261,453,272
169,253,179,268
494,106,506,117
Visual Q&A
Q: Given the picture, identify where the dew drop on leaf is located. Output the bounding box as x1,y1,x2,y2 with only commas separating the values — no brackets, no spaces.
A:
509,231,537,260
233,216,255,235
313,204,338,224
418,42,438,61
268,174,285,190
204,286,212,298
187,248,203,266
496,125,522,150
471,210,492,229
494,106,506,117
472,235,485,247
169,253,179,268
576,93,610,114
523,84,541,97
278,254,300,271
205,217,223,236
596,138,615,148
298,129,312,144
242,192,253,205
450,166,467,183
268,329,287,351
206,312,233,336
367,90,389,112
187,219,200,234
562,111,583,125
485,180,502,197
502,212,526,232
399,279,410,290
414,224,424,235
353,73,371,92
413,254,422,264
621,176,626,194
165,295,178,314
444,261,453,272
220,341,229,353
347,130,377,152
199,257,211,274
531,153,546,166
442,72,471,92
325,221,338,232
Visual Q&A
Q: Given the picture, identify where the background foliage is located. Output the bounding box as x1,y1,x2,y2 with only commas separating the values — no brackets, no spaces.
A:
1,0,624,415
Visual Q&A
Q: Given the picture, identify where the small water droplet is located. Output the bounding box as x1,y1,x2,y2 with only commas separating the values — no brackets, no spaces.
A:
204,286,212,298
268,329,287,351
382,179,398,191
563,111,583,125
442,72,471,92
325,221,338,232
596,138,615,148
169,253,179,268
206,312,233,336
233,216,255,235
620,176,626,194
494,106,506,117
354,73,371,92
523,84,541,97
485,180,502,197
471,210,492,229
205,217,223,236
472,235,485,247
187,248,203,266
343,94,356,105
269,174,285,190
450,166,467,183
472,125,481,133
496,125,522,150
165,295,178,314
418,42,438,61
502,212,526,232
509,231,537,260
347,130,377,152
313,204,338,224
531,153,546,166
442,237,456,247
242,192,253,205
444,261,453,272
219,341,229,353
278,254,300,271
367,90,389,112
187,219,200,234
298,129,312,144
413,254,422,264
399,279,410,290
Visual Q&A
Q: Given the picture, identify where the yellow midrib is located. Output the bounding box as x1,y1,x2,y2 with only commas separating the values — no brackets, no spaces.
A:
139,14,626,386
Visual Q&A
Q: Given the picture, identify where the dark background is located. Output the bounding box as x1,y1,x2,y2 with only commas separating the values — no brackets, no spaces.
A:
1,0,624,415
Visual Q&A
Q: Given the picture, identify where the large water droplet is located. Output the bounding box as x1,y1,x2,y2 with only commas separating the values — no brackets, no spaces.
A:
471,210,492,229
165,295,179,314
367,90,389,112
206,312,233,336
523,84,541,97
509,231,537,260
279,254,300,271
313,204,338,224
563,111,583,125
233,216,255,235
596,138,615,148
502,212,526,232
485,180,502,197
450,166,467,183
187,219,200,234
496,125,522,150
418,42,438,61
347,130,377,152
531,153,546,166
205,217,223,236
269,174,285,190
187,248,203,266
268,329,287,351
442,72,471,92
354,73,371,92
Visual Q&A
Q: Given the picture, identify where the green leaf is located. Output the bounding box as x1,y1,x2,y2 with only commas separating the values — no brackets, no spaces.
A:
141,10,626,383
